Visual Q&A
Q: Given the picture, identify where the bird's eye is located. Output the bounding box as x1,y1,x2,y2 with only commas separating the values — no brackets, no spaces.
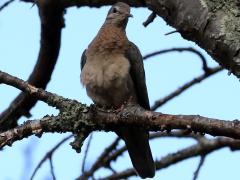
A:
112,7,117,13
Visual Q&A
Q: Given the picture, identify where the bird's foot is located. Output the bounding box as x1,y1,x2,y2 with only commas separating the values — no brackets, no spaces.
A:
124,96,135,106
114,104,125,113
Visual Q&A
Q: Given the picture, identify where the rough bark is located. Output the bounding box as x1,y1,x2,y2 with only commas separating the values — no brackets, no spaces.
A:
1,70,240,149
145,0,240,78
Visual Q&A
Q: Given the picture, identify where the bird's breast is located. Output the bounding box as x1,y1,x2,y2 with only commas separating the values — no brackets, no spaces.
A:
81,54,130,87
81,54,133,106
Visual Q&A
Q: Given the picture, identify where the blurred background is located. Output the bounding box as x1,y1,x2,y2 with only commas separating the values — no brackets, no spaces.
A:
1,1,240,180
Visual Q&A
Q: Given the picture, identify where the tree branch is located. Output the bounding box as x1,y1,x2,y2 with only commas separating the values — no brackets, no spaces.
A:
143,47,210,73
20,0,146,8
78,137,121,180
192,155,206,180
100,137,240,179
151,66,223,110
0,0,65,132
81,133,93,173
49,156,56,180
143,12,157,27
0,0,15,12
30,135,72,180
1,70,240,149
145,0,240,78
79,130,202,179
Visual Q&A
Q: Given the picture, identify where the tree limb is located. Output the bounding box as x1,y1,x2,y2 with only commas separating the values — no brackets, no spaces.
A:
100,137,240,179
0,0,65,132
1,70,240,149
145,0,240,78
78,137,121,180
81,133,93,173
143,47,210,73
192,155,206,180
30,135,72,180
0,0,15,12
79,130,201,179
151,66,223,110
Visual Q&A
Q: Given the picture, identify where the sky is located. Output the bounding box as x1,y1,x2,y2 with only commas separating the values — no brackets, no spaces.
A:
1,1,240,180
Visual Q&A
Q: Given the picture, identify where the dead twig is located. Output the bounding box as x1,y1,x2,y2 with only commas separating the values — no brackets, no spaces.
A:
143,12,156,27
143,47,211,73
151,66,223,110
49,156,56,180
100,137,240,180
192,155,206,180
78,131,202,179
0,0,15,12
78,137,121,179
81,133,93,173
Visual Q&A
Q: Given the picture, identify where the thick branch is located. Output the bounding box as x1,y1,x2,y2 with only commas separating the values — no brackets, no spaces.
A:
1,70,240,149
145,0,240,78
0,71,69,110
63,0,146,8
0,0,64,131
21,0,146,8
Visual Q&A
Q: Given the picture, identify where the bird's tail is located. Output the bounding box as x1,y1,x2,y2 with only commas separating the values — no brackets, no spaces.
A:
116,127,155,178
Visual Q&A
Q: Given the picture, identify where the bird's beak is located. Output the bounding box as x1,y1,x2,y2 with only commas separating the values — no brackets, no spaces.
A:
127,13,133,18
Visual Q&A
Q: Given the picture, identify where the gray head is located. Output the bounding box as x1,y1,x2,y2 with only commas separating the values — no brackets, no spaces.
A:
105,2,133,28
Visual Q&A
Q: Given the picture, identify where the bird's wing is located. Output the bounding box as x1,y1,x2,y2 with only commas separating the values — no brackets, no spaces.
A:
125,42,150,110
80,49,87,71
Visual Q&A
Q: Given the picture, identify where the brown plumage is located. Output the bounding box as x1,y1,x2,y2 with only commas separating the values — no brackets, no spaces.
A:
80,2,155,178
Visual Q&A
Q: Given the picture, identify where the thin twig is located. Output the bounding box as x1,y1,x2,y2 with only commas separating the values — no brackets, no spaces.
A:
82,133,93,173
143,12,157,27
143,47,210,73
0,0,15,12
49,156,56,180
151,66,223,110
30,135,73,180
165,30,179,36
78,137,121,179
193,155,206,180
78,131,202,179
100,137,240,180
107,165,117,174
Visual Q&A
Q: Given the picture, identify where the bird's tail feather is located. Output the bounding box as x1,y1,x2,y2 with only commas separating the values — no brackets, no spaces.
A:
117,127,155,178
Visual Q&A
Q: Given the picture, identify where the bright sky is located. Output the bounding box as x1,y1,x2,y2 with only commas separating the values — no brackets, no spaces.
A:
1,1,240,180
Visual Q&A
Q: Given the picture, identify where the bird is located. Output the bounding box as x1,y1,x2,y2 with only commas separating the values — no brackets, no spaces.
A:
80,2,155,178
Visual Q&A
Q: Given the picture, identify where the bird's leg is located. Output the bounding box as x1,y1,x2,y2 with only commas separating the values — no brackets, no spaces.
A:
114,104,125,113
114,96,134,113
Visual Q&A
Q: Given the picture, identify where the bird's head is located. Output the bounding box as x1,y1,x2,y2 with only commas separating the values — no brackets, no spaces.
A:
105,2,133,28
